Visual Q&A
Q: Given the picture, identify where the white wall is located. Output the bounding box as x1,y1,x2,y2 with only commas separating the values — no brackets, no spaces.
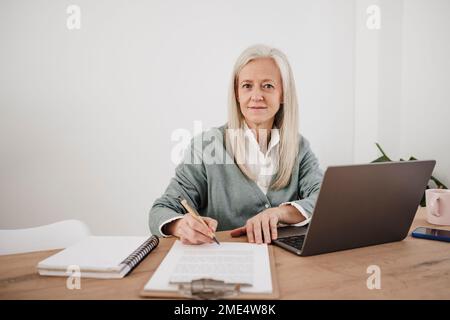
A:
354,0,381,163
0,0,355,235
354,0,404,163
400,0,450,187
354,0,450,187
1,0,448,236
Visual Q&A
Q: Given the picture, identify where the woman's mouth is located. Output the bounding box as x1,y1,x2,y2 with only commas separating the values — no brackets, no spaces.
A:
248,106,268,110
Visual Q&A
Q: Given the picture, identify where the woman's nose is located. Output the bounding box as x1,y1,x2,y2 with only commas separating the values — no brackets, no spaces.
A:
251,94,263,101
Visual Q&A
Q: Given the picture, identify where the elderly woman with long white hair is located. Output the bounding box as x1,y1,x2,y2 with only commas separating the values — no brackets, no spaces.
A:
149,44,323,245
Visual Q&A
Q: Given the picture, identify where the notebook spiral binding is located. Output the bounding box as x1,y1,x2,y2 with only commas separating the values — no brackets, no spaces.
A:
120,235,159,272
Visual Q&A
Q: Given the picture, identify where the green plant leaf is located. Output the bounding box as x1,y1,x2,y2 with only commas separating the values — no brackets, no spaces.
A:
372,143,448,207
371,155,391,163
375,143,392,161
430,176,448,189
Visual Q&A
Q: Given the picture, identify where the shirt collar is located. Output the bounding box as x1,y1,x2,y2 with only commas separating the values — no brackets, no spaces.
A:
243,121,280,154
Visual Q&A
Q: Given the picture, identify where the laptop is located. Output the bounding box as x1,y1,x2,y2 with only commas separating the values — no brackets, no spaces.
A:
273,160,436,256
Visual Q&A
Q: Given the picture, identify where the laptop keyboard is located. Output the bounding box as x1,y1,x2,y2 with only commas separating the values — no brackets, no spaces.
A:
277,235,306,250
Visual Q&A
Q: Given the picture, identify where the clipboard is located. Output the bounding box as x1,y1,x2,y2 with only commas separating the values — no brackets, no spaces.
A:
140,245,279,300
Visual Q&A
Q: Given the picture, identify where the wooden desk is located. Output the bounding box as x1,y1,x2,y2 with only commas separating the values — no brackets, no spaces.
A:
1,207,449,300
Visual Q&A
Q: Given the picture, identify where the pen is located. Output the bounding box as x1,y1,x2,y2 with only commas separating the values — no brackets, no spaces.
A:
179,198,220,245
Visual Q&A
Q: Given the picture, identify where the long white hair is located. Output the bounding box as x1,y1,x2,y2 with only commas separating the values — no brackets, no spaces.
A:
226,44,300,190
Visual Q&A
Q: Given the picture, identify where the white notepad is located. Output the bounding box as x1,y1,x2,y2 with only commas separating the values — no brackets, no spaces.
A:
37,236,159,279
143,241,273,294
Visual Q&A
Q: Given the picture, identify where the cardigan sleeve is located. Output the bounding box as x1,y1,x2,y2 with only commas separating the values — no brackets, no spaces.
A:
289,136,324,216
148,136,208,237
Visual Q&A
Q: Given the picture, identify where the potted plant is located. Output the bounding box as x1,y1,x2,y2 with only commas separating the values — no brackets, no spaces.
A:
372,143,448,207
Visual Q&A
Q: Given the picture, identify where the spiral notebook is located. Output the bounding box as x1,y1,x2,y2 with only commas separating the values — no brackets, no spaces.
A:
37,235,159,279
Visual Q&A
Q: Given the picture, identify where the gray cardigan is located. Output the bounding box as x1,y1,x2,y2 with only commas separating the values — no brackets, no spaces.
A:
148,124,324,237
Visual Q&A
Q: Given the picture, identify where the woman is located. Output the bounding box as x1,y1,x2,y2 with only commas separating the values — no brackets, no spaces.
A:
149,44,323,245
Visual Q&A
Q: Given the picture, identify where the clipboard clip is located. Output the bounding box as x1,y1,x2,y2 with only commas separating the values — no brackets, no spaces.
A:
177,278,245,300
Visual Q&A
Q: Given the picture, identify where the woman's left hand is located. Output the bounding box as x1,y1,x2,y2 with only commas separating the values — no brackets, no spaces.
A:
230,208,281,244
230,205,306,243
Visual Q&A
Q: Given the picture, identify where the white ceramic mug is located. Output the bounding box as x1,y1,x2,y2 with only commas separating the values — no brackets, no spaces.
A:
426,189,450,226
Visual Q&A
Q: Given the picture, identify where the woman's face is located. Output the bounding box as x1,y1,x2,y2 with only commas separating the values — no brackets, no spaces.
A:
237,57,283,129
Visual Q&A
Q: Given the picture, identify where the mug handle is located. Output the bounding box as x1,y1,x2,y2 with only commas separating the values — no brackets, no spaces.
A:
430,196,441,217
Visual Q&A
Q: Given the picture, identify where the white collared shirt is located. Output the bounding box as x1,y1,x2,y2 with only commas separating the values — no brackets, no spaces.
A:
243,122,311,227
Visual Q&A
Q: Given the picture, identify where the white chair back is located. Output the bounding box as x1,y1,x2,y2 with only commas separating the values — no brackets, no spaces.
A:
0,220,91,255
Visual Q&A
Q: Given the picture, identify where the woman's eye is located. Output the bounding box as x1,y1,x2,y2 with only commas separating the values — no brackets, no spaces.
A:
263,84,274,89
242,84,251,89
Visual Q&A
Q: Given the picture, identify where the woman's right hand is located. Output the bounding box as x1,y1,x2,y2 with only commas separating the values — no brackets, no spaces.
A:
164,214,218,245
